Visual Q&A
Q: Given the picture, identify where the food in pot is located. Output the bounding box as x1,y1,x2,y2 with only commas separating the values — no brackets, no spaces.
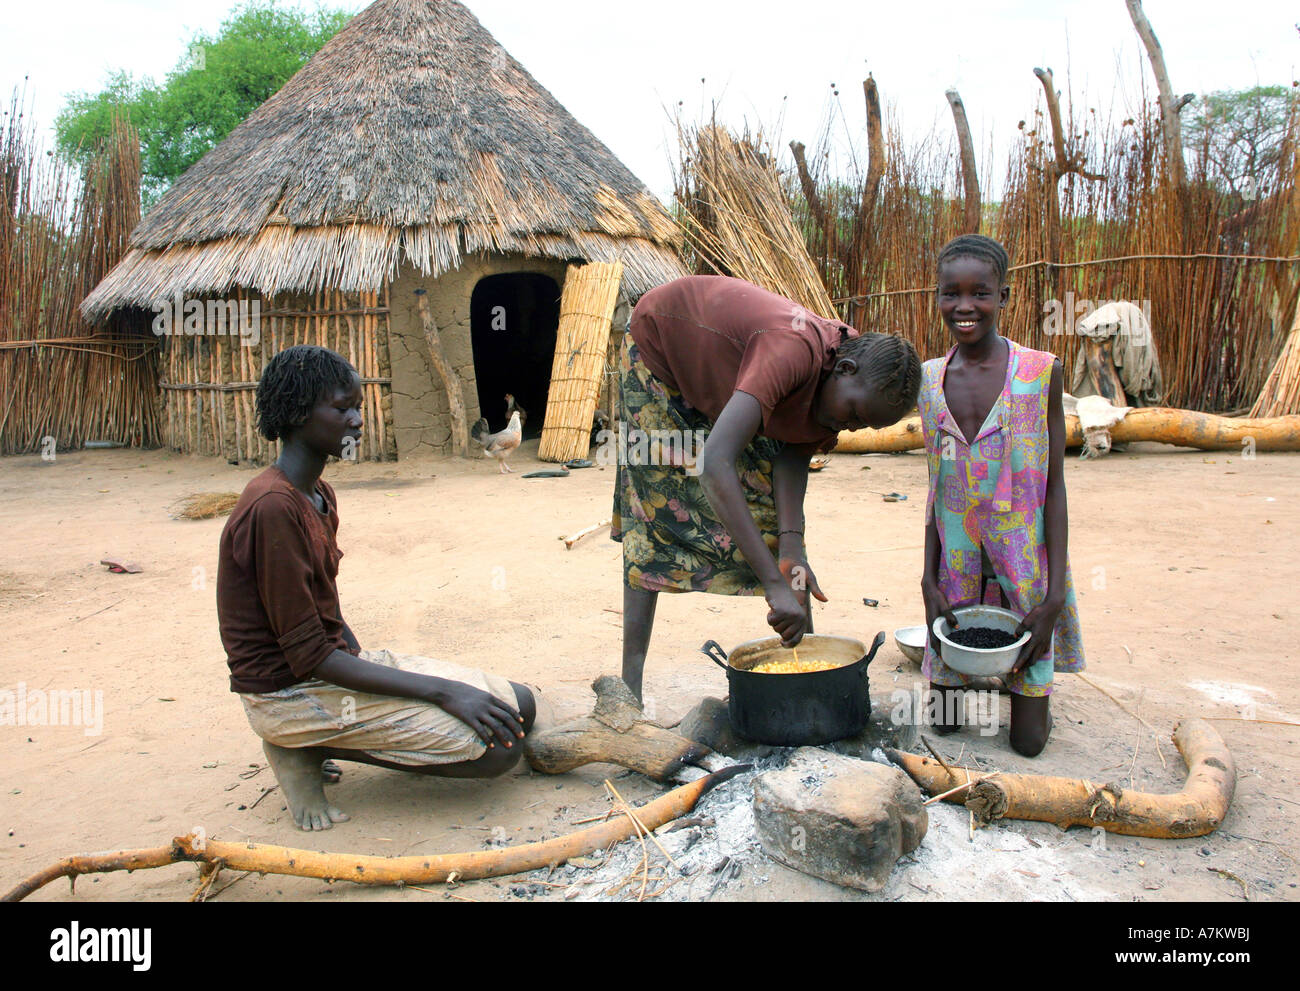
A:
747,656,851,674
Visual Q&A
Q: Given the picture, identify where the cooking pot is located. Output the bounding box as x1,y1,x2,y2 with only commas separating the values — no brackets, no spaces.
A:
700,631,886,746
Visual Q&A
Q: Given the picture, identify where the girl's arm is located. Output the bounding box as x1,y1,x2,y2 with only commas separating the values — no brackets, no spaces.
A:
922,512,957,650
1043,359,1069,605
700,392,809,645
313,651,525,748
1014,359,1068,669
772,441,829,607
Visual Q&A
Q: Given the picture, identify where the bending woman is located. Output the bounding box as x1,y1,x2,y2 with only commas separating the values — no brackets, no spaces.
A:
612,276,921,701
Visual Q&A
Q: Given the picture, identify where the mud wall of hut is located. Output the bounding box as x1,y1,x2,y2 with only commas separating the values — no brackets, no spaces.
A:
159,288,397,464
387,253,569,458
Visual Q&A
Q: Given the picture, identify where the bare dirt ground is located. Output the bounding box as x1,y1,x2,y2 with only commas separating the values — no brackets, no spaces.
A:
2,441,1298,902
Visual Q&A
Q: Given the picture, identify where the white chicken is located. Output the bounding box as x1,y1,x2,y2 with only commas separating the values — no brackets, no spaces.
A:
471,410,523,473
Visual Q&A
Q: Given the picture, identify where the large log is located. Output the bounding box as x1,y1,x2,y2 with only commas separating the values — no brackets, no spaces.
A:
2,765,748,901
835,410,1300,454
524,675,712,782
887,718,1234,838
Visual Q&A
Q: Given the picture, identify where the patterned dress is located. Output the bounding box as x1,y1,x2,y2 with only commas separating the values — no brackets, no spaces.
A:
918,339,1085,697
611,335,782,595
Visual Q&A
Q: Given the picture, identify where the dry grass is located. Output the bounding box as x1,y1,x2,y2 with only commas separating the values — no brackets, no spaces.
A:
174,492,240,520
673,120,836,318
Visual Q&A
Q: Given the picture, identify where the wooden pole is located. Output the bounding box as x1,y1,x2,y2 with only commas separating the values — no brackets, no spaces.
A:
414,289,468,458
945,88,981,235
1125,0,1190,190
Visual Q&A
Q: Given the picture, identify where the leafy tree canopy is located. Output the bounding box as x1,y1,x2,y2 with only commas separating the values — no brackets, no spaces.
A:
1184,85,1297,200
55,1,352,206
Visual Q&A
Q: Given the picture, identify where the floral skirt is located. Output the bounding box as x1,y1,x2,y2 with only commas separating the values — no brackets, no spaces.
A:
611,335,781,595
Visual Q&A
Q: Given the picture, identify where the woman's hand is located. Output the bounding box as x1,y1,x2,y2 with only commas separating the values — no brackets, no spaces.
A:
1013,598,1063,673
765,582,808,647
431,681,526,749
921,579,958,653
765,557,827,647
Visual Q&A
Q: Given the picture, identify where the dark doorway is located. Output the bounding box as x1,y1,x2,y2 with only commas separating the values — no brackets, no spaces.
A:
470,273,561,439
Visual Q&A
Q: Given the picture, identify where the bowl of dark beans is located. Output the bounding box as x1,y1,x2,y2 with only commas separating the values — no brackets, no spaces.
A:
932,605,1030,676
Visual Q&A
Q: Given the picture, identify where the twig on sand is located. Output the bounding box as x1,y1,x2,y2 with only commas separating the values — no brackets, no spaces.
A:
606,781,680,872
921,735,952,772
248,785,278,810
1206,867,1250,900
206,870,252,901
1073,673,1167,769
72,599,124,625
1128,691,1145,789
189,862,223,902
923,771,1001,806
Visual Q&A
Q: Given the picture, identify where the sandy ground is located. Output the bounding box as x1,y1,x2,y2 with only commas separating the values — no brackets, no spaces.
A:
2,440,1298,903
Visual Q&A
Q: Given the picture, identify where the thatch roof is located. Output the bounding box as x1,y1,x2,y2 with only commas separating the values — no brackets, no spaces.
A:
83,0,684,321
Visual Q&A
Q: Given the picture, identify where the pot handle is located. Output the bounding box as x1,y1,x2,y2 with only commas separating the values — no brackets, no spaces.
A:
700,640,730,671
863,631,887,667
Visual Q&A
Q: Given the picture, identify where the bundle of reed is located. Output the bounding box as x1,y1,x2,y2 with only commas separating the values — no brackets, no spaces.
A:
675,120,836,319
1250,309,1300,417
538,261,623,463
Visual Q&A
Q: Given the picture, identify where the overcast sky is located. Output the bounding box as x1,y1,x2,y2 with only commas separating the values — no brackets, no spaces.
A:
3,0,1296,201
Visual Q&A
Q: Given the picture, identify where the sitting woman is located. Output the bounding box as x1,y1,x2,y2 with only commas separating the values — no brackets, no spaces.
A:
217,345,535,831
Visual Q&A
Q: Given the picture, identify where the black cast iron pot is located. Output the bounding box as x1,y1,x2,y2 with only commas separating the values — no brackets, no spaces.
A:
700,631,887,747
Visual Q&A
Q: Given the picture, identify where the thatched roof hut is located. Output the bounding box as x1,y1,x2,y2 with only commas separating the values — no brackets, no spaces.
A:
83,0,685,463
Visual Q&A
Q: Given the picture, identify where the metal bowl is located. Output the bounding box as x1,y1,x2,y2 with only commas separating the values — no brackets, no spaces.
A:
932,606,1030,676
894,625,927,665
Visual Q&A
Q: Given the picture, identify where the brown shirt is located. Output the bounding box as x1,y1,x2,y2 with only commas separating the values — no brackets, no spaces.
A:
217,467,359,694
629,276,856,449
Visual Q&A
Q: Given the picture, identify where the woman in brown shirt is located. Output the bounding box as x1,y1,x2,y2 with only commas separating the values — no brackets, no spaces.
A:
218,346,535,831
613,276,921,701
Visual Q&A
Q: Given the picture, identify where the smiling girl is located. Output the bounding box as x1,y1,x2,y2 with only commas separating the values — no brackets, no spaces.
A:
918,236,1085,757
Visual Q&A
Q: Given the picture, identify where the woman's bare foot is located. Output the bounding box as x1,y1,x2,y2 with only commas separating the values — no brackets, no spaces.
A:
262,741,351,831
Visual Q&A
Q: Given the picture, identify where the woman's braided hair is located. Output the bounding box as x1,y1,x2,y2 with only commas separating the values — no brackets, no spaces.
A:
838,332,923,411
256,345,358,442
936,234,1010,286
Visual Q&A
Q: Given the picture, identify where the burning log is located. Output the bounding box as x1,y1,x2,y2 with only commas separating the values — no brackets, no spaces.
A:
524,676,712,782
886,718,1234,838
2,765,748,902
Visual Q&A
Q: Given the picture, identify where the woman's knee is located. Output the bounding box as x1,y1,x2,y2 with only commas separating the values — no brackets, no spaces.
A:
511,682,537,734
474,743,523,777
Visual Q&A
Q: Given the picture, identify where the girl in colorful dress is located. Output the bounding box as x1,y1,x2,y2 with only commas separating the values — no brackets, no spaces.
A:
613,276,922,702
918,236,1085,756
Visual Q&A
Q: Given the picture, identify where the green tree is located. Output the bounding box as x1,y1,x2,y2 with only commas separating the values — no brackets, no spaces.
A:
1184,85,1297,200
56,1,353,205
